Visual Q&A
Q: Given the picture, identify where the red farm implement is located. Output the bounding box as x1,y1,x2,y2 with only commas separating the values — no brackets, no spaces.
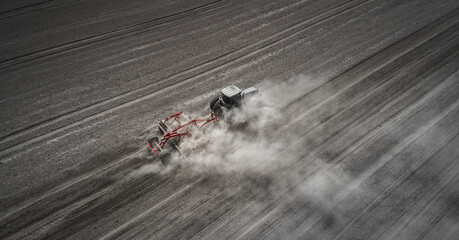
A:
147,111,218,165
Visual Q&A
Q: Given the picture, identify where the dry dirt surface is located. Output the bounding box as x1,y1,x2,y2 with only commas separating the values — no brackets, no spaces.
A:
1,0,459,239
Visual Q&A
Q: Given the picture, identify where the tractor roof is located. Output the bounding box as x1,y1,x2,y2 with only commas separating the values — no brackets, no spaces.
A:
221,85,241,97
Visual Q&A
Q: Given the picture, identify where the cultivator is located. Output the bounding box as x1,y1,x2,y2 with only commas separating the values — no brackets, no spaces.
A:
147,111,218,164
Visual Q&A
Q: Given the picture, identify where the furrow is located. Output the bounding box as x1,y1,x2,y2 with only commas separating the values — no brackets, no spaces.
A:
380,157,459,240
0,0,84,21
0,0,369,157
336,135,459,240
0,0,228,70
218,55,459,240
160,22,459,240
266,59,459,240
98,179,201,240
100,178,230,240
328,103,459,239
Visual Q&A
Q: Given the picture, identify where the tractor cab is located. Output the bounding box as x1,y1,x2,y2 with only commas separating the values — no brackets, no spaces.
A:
220,85,242,107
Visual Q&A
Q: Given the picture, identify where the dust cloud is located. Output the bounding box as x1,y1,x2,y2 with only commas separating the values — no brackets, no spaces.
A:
136,75,354,205
180,75,314,174
174,76,352,202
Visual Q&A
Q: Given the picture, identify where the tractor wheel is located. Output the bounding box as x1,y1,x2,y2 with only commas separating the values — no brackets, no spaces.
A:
210,95,219,111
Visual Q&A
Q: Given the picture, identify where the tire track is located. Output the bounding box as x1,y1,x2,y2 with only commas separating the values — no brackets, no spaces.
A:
374,158,459,240
87,0,315,75
265,99,459,239
1,0,458,238
0,0,228,70
3,0,398,231
323,49,459,166
324,60,458,169
344,156,458,239
0,0,302,104
0,0,369,157
282,7,459,113
295,93,459,239
0,148,147,221
329,95,459,240
340,73,459,177
96,13,459,240
278,23,459,138
214,48,459,239
146,177,269,239
193,17,459,237
99,177,231,240
244,70,459,240
190,190,270,240
241,54,459,240
0,0,85,21
185,56,457,240
193,36,459,239
336,140,459,240
98,180,200,240
1,152,207,239
0,0,373,221
413,188,459,240
41,176,202,240
285,36,459,163
3,172,171,239
136,181,249,240
258,56,459,240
